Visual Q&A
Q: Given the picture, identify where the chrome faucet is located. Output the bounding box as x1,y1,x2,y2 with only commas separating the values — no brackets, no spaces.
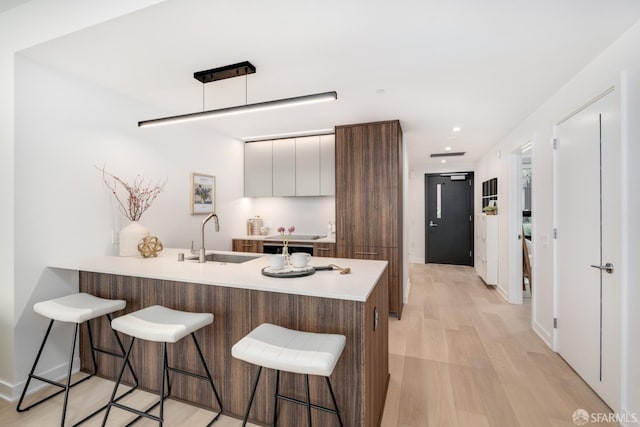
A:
199,213,220,263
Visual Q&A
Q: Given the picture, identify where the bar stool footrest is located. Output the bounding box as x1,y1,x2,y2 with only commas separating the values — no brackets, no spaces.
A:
276,393,341,415
16,372,95,413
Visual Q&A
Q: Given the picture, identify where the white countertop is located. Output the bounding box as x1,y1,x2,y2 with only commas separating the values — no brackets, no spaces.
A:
49,248,385,302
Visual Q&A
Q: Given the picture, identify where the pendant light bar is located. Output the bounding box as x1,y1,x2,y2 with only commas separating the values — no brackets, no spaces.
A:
138,91,337,128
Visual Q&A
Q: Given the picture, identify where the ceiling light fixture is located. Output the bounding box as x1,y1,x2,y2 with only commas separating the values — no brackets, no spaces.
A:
441,159,447,163
431,151,465,157
445,146,452,151
138,61,337,128
452,126,461,132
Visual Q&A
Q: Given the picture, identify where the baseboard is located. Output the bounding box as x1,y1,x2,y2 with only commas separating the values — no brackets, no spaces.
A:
533,321,553,348
495,285,508,302
0,378,14,402
409,257,423,264
404,278,411,305
0,357,80,402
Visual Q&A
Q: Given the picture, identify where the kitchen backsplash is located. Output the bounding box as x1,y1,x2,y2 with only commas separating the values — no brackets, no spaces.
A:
247,196,335,236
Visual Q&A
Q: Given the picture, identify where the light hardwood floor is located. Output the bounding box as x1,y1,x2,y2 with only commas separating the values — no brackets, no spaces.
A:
381,263,612,427
1,263,612,426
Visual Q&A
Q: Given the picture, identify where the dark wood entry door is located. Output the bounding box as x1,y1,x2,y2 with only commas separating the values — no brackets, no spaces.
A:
425,173,474,265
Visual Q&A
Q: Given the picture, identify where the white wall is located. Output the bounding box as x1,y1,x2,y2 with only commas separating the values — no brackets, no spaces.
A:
8,49,249,399
407,162,477,263
621,70,640,425
248,197,335,236
474,19,640,419
0,0,168,400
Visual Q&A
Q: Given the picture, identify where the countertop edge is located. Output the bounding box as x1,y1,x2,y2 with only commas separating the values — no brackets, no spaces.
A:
48,248,386,303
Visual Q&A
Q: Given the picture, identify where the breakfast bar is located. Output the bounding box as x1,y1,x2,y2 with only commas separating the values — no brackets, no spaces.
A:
50,249,389,426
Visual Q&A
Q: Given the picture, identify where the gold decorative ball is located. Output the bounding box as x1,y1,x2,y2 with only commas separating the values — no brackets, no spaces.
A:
137,236,164,258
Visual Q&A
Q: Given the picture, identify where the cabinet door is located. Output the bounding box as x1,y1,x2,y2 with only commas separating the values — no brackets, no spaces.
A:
244,141,272,197
313,242,336,258
295,136,320,196
320,134,335,196
337,244,400,314
232,239,263,253
272,139,296,196
336,123,400,247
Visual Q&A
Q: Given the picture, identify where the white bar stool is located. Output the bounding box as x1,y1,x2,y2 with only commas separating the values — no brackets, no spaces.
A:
101,305,222,426
17,292,138,427
232,323,346,426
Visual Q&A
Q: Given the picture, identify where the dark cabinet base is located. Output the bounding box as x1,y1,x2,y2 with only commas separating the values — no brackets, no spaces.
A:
79,270,389,426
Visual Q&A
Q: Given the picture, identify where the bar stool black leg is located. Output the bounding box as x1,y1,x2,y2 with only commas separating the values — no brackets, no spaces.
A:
16,319,55,412
164,343,172,397
102,338,135,427
242,366,262,427
107,314,139,388
60,323,79,427
190,333,223,426
159,342,167,427
305,374,312,427
325,377,344,427
271,370,280,427
86,320,99,375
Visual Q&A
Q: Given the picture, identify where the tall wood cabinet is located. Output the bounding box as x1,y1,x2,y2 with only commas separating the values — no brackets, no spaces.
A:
336,120,404,318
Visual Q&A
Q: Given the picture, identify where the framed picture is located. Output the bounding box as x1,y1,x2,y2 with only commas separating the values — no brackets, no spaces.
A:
191,173,215,214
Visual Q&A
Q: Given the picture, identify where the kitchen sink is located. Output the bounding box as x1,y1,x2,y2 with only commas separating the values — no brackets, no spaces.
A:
186,253,261,263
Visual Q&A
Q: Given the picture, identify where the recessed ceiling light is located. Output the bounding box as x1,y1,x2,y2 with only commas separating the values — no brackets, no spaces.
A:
376,89,385,94
441,159,447,163
445,146,452,151
452,126,461,132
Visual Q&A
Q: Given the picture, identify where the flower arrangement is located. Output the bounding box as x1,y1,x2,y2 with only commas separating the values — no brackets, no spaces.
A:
277,225,295,254
98,166,166,222
194,184,212,203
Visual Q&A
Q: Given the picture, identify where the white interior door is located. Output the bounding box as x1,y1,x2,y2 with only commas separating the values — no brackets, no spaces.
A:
556,89,621,411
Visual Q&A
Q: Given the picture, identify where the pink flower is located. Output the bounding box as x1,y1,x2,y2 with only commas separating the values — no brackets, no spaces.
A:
288,226,295,233
277,226,285,233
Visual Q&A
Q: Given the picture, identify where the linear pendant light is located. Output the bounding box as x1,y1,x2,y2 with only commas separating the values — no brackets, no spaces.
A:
139,91,337,128
138,61,337,128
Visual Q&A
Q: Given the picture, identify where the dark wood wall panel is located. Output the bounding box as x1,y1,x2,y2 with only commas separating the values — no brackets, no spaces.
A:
79,271,388,426
335,120,404,319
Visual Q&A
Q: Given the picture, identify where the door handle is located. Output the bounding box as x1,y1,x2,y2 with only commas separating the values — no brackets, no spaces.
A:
590,262,614,274
429,221,438,227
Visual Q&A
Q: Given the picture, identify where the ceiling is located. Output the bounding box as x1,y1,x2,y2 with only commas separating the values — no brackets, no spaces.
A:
18,0,640,168
0,0,30,14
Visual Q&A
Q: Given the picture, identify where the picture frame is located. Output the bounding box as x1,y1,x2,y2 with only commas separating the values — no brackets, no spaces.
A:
190,173,215,215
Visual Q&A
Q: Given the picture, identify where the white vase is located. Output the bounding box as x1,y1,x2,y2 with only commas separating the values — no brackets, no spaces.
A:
119,221,150,256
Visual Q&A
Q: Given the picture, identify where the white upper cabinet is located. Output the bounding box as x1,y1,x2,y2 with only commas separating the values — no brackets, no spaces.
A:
272,138,296,196
244,134,335,197
295,136,320,196
320,134,335,196
244,140,272,197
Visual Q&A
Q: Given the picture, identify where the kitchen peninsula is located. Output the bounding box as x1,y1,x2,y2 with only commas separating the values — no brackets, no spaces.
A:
50,249,389,426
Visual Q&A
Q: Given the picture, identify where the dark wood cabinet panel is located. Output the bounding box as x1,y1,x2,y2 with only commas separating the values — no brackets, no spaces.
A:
336,122,400,248
313,242,336,257
335,120,404,318
232,239,263,253
337,245,397,278
79,272,389,426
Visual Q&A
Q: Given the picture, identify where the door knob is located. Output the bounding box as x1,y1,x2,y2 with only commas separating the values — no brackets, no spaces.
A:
590,262,614,274
429,221,438,227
